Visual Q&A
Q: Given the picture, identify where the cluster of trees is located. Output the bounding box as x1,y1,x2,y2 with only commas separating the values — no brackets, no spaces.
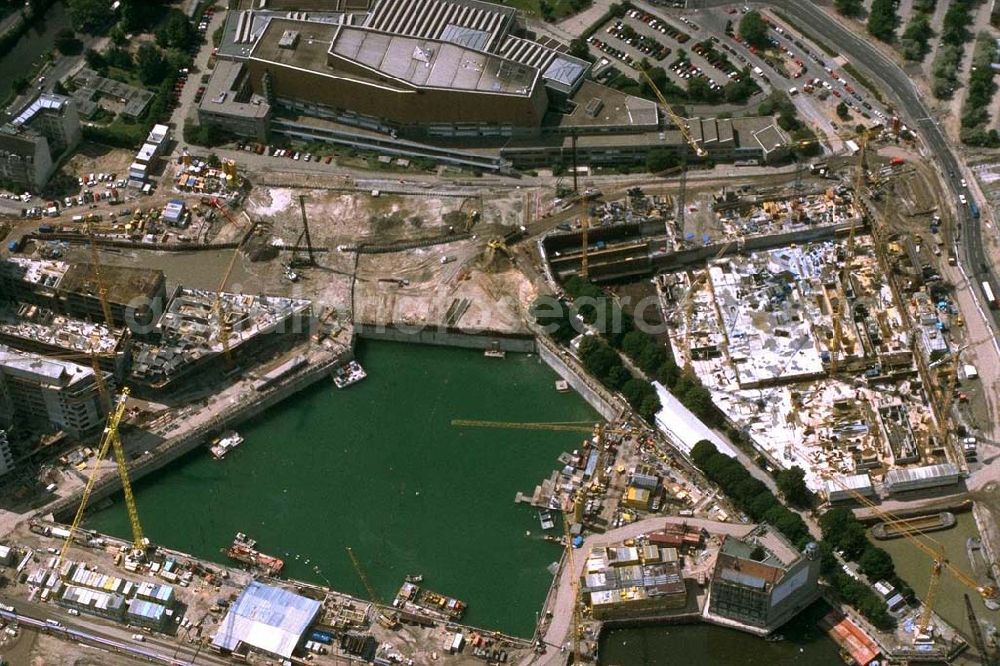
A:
818,508,913,629
931,44,963,99
961,35,1000,147
900,12,934,61
54,28,83,56
931,0,980,99
834,0,863,17
156,9,199,52
578,336,662,421
867,0,897,43
690,441,811,549
941,0,977,47
68,0,171,36
539,0,590,22
66,0,114,34
738,11,769,49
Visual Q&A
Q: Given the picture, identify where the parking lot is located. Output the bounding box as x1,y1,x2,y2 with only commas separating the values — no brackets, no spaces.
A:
588,8,735,91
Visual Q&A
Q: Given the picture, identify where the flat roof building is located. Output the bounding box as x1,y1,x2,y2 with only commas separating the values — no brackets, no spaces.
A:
706,526,821,633
212,581,322,659
0,93,80,191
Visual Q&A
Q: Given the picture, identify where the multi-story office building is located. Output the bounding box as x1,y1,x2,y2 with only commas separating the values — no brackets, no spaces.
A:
0,93,81,191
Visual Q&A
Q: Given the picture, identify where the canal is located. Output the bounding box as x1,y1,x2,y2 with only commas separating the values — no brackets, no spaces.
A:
873,509,997,641
597,601,843,665
0,2,70,100
87,340,598,638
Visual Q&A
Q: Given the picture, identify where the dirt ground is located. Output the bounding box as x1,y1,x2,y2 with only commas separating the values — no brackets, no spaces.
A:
242,187,536,331
25,630,137,666
60,144,135,188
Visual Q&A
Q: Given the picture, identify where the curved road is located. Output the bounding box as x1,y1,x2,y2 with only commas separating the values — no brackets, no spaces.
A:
687,0,993,312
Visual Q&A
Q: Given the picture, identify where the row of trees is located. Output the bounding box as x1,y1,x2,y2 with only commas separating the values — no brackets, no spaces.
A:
690,440,811,548
867,0,898,43
960,35,1000,147
532,275,725,424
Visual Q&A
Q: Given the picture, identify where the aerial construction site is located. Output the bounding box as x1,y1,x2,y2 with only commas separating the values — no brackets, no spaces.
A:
1,0,1000,665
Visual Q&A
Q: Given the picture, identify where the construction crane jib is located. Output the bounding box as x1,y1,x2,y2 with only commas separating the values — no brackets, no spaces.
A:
639,68,707,159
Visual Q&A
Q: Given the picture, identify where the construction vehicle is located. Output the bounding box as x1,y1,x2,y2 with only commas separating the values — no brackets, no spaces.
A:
212,242,245,363
822,472,995,639
57,389,148,573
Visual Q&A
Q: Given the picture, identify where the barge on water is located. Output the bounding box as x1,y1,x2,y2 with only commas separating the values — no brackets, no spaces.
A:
871,511,955,540
224,532,285,576
333,361,366,389
393,581,466,621
209,431,244,460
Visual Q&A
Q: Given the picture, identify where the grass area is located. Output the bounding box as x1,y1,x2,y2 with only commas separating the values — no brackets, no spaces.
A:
105,66,143,88
774,10,840,58
842,62,886,105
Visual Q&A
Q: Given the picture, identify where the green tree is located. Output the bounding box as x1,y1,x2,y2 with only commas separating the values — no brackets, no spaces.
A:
621,330,650,360
136,43,168,85
738,10,769,49
774,466,812,508
638,344,666,375
67,0,114,34
859,546,896,582
900,13,934,61
11,76,28,95
836,101,850,119
835,0,863,16
54,28,83,55
110,25,128,48
604,365,631,391
867,0,898,42
646,148,679,173
569,37,591,61
656,359,679,388
638,394,661,422
681,383,715,422
156,9,198,51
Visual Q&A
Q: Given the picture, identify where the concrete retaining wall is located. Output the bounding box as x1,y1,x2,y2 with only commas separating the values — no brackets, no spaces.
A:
355,323,537,353
535,335,622,422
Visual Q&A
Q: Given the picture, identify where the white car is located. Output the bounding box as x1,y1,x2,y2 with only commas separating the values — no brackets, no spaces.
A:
960,178,968,188
959,194,968,205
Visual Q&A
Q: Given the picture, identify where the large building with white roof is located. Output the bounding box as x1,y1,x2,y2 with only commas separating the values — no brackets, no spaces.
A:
212,581,322,660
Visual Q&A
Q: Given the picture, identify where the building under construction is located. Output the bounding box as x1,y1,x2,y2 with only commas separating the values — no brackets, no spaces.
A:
129,287,312,392
0,258,167,330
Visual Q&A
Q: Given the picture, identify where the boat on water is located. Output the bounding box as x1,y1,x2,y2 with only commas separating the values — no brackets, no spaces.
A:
484,348,506,359
405,574,423,583
765,634,784,642
871,511,955,540
538,510,555,531
333,360,366,389
209,431,244,460
224,532,284,576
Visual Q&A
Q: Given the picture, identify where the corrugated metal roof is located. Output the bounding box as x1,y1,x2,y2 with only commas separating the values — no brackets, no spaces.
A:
884,463,959,485
212,581,321,659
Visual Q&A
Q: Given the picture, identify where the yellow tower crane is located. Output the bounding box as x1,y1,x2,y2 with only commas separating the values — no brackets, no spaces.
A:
57,388,147,572
822,472,994,639
212,244,244,363
638,68,706,159
581,215,590,280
